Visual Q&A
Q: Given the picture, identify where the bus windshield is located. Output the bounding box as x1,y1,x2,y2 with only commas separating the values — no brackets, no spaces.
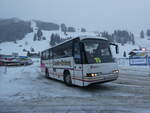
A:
82,39,114,64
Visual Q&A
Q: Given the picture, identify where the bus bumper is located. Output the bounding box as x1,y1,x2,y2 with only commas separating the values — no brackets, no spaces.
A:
83,73,118,86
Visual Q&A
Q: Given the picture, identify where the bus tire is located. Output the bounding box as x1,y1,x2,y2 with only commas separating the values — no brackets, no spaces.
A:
45,68,49,78
64,71,72,86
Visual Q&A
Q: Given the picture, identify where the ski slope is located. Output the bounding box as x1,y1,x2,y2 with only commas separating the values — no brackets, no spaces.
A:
0,21,150,58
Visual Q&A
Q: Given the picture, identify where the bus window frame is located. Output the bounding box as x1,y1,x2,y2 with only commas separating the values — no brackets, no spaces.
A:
72,38,87,64
81,38,114,64
49,49,52,59
73,38,81,64
52,40,73,59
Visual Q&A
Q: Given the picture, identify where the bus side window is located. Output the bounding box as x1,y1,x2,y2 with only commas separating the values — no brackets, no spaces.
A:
49,49,52,59
41,52,43,60
74,42,81,64
44,51,47,60
45,50,49,60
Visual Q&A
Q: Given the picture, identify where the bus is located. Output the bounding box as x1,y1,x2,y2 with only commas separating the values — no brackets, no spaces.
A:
41,36,119,86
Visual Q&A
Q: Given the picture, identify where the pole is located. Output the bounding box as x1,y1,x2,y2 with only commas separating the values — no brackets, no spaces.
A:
4,65,7,74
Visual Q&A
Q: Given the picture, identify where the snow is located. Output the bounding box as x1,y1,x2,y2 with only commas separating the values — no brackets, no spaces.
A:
1,20,150,58
0,58,150,112
0,21,97,56
1,35,150,59
0,59,91,101
1,20,150,112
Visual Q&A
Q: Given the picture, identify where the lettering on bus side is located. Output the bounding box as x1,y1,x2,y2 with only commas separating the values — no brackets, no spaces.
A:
53,60,71,66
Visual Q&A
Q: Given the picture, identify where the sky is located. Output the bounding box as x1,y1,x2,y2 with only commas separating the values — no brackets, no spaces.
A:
0,0,150,33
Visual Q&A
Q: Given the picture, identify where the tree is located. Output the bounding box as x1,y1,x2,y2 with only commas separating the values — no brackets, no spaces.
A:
42,36,46,40
61,24,67,33
123,51,127,57
0,18,33,42
23,49,27,52
140,30,144,38
37,29,43,41
27,51,30,57
101,31,114,42
146,29,150,37
14,40,17,44
50,33,62,46
55,34,61,43
131,34,135,45
113,30,135,45
50,33,56,46
81,28,86,32
25,41,28,45
131,37,135,45
30,47,35,52
67,27,76,32
33,33,37,41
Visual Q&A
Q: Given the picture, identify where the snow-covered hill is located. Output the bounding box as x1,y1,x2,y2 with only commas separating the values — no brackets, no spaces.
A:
0,21,150,58
112,36,150,58
0,20,95,56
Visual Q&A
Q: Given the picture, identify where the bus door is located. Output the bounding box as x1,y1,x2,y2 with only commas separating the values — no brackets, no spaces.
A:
48,49,54,78
73,40,83,86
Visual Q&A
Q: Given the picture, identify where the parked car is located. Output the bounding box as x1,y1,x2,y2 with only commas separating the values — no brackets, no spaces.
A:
0,55,33,66
18,56,33,65
0,55,17,66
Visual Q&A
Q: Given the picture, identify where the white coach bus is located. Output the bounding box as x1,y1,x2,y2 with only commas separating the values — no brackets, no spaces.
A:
41,36,119,86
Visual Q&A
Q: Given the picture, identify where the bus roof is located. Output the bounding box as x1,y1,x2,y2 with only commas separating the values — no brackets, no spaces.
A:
42,36,108,52
55,36,107,46
78,35,107,41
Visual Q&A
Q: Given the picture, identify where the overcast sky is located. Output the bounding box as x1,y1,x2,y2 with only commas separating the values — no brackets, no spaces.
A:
0,0,150,33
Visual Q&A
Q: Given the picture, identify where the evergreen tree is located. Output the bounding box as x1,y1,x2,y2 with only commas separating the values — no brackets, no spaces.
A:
146,29,150,37
37,29,43,41
131,34,135,45
14,40,17,44
27,51,30,57
50,33,56,46
113,30,135,45
42,36,46,40
30,47,35,52
61,24,67,33
140,30,144,38
50,33,62,46
123,51,127,57
25,41,28,45
33,33,37,41
23,49,27,52
56,34,61,43
67,27,76,32
101,31,114,42
81,28,86,32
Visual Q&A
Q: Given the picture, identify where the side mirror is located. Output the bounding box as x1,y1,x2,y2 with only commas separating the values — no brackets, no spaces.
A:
116,45,119,54
110,43,119,54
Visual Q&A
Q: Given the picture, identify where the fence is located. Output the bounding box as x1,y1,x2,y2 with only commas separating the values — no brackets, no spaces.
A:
116,57,150,66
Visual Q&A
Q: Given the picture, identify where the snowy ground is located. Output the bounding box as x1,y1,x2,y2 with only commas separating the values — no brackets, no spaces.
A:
0,59,150,113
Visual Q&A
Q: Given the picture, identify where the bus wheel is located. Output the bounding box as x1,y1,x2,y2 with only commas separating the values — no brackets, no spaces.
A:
45,68,49,78
64,72,72,86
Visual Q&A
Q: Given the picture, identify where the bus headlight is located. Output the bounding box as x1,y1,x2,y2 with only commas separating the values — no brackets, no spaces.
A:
86,73,98,77
112,70,119,73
